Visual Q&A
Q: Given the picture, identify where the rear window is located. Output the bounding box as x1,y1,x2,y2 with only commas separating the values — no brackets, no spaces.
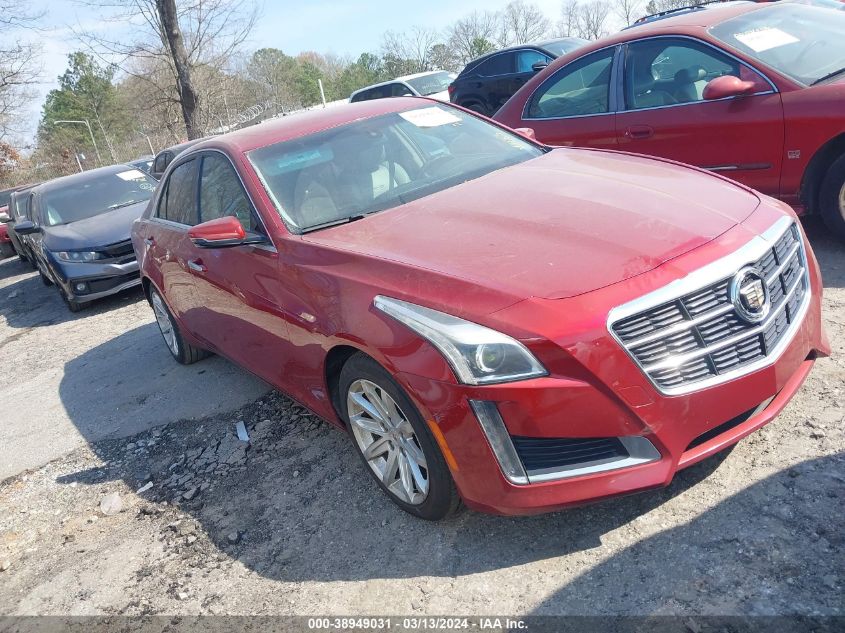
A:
41,169,157,226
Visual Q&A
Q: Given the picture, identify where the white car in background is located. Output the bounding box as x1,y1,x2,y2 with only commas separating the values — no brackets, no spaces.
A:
349,70,456,103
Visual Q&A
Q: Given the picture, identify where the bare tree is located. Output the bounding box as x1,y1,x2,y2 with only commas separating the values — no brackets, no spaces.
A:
557,0,581,37
614,0,643,26
498,0,550,46
381,27,441,76
75,0,259,139
447,10,499,64
577,0,612,40
0,1,43,141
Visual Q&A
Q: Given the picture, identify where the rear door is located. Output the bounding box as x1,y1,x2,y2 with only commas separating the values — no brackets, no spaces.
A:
136,157,202,330
183,151,289,383
614,36,784,196
475,52,517,113
521,46,619,148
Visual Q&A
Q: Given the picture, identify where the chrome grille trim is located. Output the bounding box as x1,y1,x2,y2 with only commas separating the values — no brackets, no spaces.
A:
607,216,810,396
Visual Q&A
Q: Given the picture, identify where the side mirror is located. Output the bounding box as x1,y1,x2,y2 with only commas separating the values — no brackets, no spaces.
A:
702,75,757,101
13,220,40,235
514,127,536,140
187,216,269,248
531,61,549,73
0,212,10,223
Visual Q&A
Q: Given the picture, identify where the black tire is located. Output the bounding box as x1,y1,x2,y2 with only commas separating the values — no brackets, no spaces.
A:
819,153,845,242
149,286,210,365
38,267,53,286
339,353,460,521
63,294,89,313
462,101,489,116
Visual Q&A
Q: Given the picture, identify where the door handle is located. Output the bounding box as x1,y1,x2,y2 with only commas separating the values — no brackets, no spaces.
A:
144,237,155,246
187,259,207,273
626,125,654,140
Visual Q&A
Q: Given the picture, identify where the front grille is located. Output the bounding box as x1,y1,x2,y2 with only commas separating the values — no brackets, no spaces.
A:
97,239,136,263
512,436,628,474
610,221,809,394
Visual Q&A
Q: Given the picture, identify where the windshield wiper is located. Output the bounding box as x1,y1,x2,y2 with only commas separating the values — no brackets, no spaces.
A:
108,200,146,210
812,67,845,85
300,213,369,234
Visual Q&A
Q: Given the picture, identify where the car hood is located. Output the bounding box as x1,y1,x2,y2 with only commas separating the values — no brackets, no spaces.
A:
427,90,451,102
305,149,761,302
43,200,148,251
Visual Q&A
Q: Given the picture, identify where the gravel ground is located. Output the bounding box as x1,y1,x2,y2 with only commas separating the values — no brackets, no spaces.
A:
0,218,842,617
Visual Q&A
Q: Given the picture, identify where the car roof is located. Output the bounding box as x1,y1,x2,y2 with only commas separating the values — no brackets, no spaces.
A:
463,36,587,69
350,71,448,97
35,164,145,194
189,98,447,155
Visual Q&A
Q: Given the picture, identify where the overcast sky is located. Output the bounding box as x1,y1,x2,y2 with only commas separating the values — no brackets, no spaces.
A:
16,0,568,144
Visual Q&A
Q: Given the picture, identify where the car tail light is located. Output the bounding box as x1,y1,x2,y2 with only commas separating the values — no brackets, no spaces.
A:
447,83,455,95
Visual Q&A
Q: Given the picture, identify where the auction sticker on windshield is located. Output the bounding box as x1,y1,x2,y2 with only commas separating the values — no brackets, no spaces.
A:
399,107,461,128
116,169,147,181
735,27,799,53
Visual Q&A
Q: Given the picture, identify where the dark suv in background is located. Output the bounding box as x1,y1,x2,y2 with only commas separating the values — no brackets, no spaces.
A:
448,37,587,115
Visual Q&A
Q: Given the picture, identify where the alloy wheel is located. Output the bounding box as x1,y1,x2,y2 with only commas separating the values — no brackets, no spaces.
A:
346,379,429,505
839,181,845,221
151,291,179,356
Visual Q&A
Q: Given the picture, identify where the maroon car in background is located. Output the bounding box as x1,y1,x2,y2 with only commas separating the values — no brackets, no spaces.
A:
494,2,845,240
132,98,827,520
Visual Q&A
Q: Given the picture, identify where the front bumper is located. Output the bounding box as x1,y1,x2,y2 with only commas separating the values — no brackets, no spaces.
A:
50,257,141,302
394,210,828,516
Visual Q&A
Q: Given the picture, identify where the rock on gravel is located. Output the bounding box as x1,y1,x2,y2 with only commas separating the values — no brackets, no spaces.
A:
99,492,124,516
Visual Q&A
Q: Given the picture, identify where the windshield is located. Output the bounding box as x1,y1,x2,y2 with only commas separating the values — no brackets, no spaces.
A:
41,169,157,226
405,72,456,95
710,5,845,85
248,105,543,233
541,38,588,57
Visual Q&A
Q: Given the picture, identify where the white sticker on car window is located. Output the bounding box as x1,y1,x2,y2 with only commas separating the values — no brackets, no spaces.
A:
735,28,799,53
399,107,461,128
116,169,146,181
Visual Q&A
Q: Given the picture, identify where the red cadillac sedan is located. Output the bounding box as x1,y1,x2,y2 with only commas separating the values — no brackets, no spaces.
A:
132,98,828,520
494,2,845,240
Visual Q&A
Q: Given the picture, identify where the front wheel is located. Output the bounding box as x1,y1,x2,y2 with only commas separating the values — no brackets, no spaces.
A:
819,154,845,241
149,286,209,365
339,353,460,521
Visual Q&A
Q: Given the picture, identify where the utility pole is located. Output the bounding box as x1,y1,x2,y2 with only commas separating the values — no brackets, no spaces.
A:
54,120,103,167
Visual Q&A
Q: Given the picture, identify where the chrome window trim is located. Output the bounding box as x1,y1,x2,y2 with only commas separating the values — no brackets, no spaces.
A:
522,44,620,121
618,34,778,113
521,34,778,122
153,148,277,252
607,216,810,396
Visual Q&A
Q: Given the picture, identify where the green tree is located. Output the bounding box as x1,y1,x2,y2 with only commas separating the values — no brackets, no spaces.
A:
37,52,129,166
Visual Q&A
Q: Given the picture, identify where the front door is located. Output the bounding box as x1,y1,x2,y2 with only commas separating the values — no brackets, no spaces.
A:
521,46,619,149
184,151,290,385
614,37,785,197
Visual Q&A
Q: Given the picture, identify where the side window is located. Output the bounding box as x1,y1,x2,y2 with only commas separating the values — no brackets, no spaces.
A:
391,83,414,97
476,53,514,77
526,49,615,119
199,154,260,232
624,38,769,110
153,152,169,175
157,159,199,225
350,89,371,103
516,50,551,73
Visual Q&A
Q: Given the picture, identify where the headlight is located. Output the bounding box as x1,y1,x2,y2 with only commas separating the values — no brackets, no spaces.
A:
55,250,105,262
374,296,547,385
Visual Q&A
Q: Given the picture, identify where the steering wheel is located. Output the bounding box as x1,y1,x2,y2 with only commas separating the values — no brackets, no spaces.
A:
422,154,454,178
